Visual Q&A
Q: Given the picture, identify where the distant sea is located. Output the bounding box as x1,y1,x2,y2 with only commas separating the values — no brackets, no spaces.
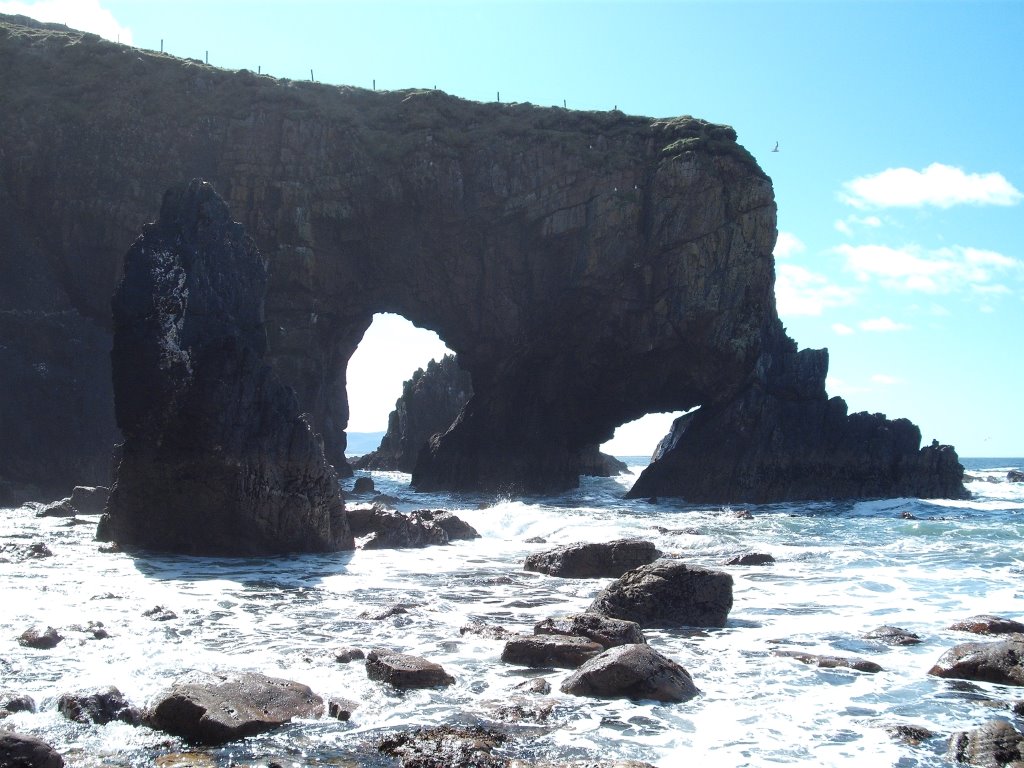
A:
1,456,1021,766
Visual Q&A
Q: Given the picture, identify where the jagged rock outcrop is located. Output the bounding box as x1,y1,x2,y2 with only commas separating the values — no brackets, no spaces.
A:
96,181,351,554
0,16,966,500
356,354,472,473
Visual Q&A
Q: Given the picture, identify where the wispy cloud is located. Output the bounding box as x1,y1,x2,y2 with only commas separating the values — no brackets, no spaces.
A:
836,243,1022,295
0,0,132,43
773,231,805,259
841,163,1022,209
832,323,855,335
775,263,857,317
834,214,882,237
860,316,910,332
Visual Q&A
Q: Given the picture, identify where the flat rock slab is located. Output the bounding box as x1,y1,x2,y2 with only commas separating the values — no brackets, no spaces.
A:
560,643,699,703
948,614,1024,635
501,633,604,669
947,719,1024,767
589,560,733,628
929,639,1024,686
523,539,660,578
0,732,64,768
534,613,645,649
774,650,882,674
365,650,455,688
147,672,323,745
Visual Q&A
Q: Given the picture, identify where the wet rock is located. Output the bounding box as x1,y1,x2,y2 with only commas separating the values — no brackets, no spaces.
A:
97,180,350,555
69,485,109,514
460,621,514,640
513,677,551,695
1008,470,1024,483
773,650,883,673
864,625,922,646
365,649,455,688
560,644,699,703
22,542,53,559
0,692,36,717
589,560,733,628
146,671,324,745
534,613,645,649
886,724,937,746
491,701,554,723
378,725,506,768
725,552,775,566
947,719,1024,767
929,639,1024,686
143,605,178,621
333,646,365,663
501,634,604,669
37,499,76,517
949,615,1024,635
18,625,62,649
523,539,660,579
348,506,449,549
524,536,547,544
57,685,142,725
351,476,375,494
0,732,64,768
422,510,481,541
327,697,358,721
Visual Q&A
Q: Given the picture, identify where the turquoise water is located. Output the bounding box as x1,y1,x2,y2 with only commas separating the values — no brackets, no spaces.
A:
0,458,1021,766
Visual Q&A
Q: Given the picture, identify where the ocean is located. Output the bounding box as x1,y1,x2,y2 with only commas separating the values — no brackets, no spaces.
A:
1,457,1022,767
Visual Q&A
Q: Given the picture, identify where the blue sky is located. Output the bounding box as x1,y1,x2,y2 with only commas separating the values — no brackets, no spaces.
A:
5,0,1021,457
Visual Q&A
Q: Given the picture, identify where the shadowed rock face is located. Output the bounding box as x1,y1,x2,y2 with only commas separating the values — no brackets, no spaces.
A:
97,181,351,554
0,16,966,500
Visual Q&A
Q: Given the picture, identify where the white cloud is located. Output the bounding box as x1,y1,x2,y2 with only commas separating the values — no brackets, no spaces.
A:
0,0,132,43
835,243,1022,295
832,323,855,335
774,263,857,317
835,214,883,237
859,317,910,332
871,374,902,385
841,163,1022,209
773,231,805,259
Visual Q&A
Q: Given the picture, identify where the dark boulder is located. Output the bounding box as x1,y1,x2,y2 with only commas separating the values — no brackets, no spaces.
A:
36,499,76,518
0,732,64,768
947,719,1024,767
421,510,480,541
378,725,506,768
928,639,1024,686
560,643,699,703
863,625,922,646
523,539,660,579
948,615,1024,635
333,647,365,663
96,181,350,555
0,692,36,718
327,698,358,721
725,552,775,566
1008,470,1024,483
589,560,734,628
460,621,514,641
349,507,449,549
534,613,645,649
351,476,375,494
773,650,883,674
57,685,142,725
142,606,177,622
68,486,108,515
501,634,604,669
365,650,455,688
146,671,324,745
18,626,62,649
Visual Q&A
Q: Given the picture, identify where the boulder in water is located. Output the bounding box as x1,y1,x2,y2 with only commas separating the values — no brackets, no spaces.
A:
947,719,1024,766
523,539,660,578
57,685,142,725
365,650,455,689
146,671,324,745
0,692,36,718
0,732,64,768
18,625,62,649
773,650,883,674
560,644,699,703
589,560,734,628
928,639,1024,686
948,614,1024,635
533,613,645,649
863,625,922,646
501,633,604,669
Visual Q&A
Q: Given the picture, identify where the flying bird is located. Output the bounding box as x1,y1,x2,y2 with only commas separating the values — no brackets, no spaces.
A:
772,142,779,152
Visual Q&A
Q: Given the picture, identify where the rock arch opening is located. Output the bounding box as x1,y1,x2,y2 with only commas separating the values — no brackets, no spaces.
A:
599,411,689,462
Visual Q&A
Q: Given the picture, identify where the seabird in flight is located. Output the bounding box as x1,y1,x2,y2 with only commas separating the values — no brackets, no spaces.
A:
772,141,779,152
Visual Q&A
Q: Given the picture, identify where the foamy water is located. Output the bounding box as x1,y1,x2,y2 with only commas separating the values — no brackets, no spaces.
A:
1,459,1022,766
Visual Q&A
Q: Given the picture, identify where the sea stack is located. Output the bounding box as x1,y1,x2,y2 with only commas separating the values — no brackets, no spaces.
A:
97,180,351,554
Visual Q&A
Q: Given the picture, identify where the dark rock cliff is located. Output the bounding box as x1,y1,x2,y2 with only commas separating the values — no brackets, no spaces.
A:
96,180,351,554
0,15,966,502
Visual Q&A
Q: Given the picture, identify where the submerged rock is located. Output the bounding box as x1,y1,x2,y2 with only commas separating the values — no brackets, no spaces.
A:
589,560,734,628
146,671,324,745
929,639,1024,686
57,685,142,725
378,725,506,768
18,625,62,649
725,552,775,566
97,181,350,555
560,644,699,703
863,625,922,646
773,650,883,674
523,540,660,579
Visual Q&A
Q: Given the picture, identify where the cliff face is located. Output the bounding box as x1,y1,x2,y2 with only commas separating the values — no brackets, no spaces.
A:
97,180,351,554
0,15,966,501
